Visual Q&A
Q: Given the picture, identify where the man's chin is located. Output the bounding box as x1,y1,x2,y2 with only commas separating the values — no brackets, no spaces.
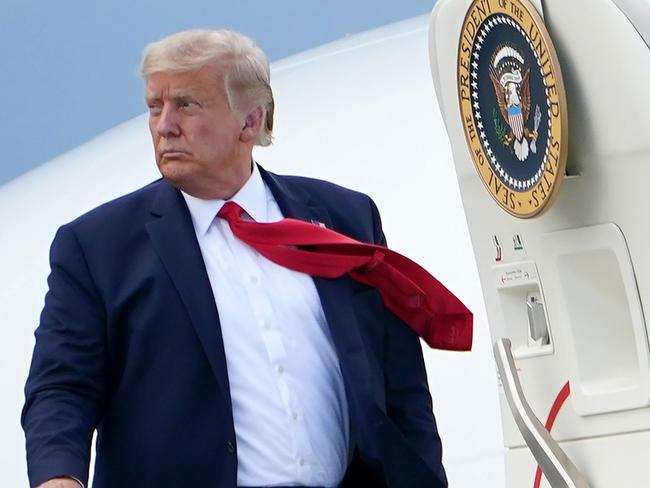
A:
158,163,191,188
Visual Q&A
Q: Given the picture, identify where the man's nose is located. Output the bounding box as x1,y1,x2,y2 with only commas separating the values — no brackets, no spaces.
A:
156,106,181,138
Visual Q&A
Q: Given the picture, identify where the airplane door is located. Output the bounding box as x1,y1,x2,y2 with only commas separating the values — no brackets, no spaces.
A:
428,0,650,485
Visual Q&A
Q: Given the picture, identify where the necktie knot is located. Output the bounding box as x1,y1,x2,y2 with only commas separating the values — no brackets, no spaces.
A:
217,201,244,223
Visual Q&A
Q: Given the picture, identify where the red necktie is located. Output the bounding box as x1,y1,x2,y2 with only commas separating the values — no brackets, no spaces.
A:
217,201,472,351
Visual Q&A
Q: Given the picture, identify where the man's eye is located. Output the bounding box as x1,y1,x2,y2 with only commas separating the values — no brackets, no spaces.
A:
147,105,162,115
180,100,199,109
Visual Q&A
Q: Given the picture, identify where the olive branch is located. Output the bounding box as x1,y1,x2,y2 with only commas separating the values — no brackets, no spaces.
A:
492,108,508,145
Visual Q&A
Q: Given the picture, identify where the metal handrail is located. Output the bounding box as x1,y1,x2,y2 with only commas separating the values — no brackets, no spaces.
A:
493,338,591,488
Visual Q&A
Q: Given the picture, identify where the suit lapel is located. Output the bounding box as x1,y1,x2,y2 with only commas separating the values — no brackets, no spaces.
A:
260,167,378,437
145,181,232,407
259,167,333,227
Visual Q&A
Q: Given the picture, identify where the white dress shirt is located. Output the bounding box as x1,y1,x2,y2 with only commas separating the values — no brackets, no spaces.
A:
181,165,350,487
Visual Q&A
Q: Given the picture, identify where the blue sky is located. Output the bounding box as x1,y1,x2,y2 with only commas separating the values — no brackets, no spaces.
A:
1,0,434,186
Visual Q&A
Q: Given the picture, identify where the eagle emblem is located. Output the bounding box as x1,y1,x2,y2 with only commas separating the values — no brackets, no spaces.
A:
489,44,541,162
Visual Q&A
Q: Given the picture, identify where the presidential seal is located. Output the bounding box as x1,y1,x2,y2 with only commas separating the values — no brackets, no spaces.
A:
457,0,567,218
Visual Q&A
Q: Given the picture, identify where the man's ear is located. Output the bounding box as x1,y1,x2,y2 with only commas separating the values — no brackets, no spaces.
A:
240,106,263,143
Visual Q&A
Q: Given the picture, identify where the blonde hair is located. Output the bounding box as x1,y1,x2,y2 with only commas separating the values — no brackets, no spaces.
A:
140,29,274,146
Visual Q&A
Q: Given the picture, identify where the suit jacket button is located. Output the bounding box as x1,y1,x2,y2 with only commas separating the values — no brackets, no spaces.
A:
226,441,235,454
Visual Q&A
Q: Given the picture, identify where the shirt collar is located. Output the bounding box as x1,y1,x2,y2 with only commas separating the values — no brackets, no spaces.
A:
181,163,269,236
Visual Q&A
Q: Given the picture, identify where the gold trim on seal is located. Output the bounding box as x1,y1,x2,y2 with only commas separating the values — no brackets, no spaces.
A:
457,0,567,218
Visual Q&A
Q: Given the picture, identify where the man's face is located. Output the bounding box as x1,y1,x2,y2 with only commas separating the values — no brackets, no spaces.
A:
145,63,248,198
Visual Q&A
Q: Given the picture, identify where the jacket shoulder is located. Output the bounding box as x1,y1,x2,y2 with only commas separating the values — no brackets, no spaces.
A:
279,174,371,206
64,179,165,231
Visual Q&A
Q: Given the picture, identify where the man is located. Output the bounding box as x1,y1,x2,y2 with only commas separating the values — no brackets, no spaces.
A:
22,30,448,488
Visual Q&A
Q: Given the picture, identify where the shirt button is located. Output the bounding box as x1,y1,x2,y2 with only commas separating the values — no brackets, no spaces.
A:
275,364,284,374
298,458,305,466
249,275,260,285
226,441,235,454
291,412,299,420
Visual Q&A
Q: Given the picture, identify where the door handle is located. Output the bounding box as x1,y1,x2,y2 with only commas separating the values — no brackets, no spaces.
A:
494,338,591,487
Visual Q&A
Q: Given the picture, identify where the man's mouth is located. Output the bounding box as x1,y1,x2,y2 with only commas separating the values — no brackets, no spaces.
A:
160,149,189,159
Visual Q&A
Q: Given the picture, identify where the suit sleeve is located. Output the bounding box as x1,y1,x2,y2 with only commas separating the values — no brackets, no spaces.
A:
22,224,107,488
367,197,448,486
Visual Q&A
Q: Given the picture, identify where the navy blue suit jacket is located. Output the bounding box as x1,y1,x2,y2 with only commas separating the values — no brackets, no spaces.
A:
22,167,447,487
